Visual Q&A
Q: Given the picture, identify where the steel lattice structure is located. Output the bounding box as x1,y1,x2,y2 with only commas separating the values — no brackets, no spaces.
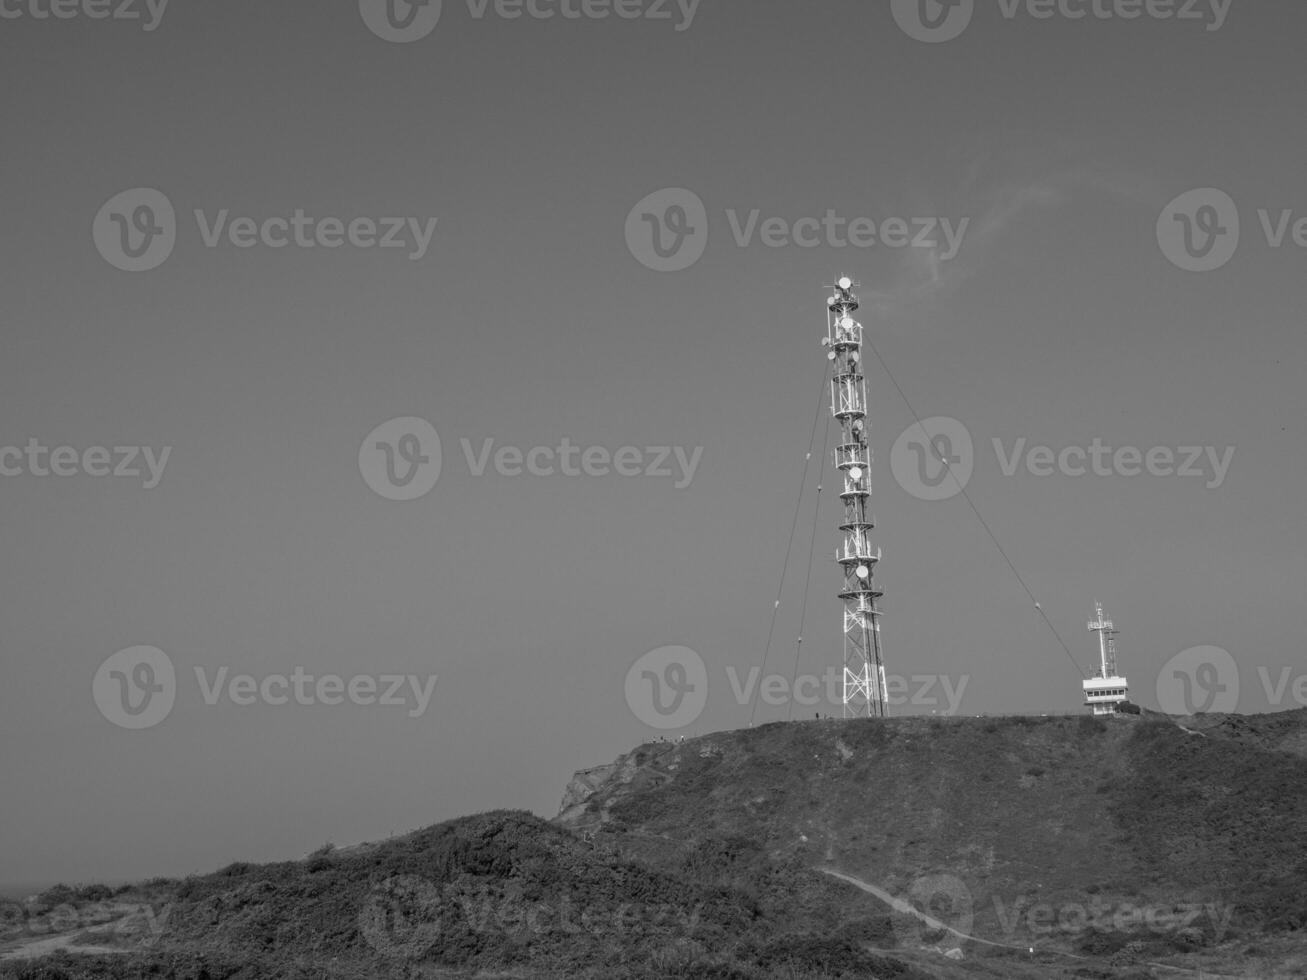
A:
1084,601,1129,715
823,278,887,718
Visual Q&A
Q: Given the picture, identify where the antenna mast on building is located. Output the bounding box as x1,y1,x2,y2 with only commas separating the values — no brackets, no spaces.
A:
823,277,887,718
1084,601,1129,714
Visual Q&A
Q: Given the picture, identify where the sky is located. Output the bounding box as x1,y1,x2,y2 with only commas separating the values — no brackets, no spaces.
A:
1,0,1305,888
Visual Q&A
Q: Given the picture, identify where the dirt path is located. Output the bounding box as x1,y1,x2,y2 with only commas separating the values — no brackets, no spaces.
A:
1,932,129,961
818,867,1035,953
818,866,1249,979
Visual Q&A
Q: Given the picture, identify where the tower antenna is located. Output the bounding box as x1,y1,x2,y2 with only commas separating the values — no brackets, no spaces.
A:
824,277,887,718
1084,601,1129,714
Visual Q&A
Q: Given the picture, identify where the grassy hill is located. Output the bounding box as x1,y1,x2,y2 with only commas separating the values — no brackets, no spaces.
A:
1,810,929,980
5,711,1307,979
556,712,1307,975
1169,706,1307,758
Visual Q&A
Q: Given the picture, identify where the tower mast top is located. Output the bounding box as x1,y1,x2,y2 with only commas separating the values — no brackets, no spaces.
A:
1088,600,1119,677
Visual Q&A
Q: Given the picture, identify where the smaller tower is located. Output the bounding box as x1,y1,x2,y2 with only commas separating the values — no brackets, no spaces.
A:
1083,601,1129,715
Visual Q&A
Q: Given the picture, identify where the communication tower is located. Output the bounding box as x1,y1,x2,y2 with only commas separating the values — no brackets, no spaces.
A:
823,277,887,718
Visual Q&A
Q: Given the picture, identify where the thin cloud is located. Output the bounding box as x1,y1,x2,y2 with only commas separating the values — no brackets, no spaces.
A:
866,163,1155,318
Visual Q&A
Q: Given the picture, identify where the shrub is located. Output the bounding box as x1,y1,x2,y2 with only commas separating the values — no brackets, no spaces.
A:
306,844,335,873
1078,715,1108,735
35,885,75,907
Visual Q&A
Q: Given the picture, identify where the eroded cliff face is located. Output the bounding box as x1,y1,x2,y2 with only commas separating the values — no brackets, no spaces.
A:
555,741,683,836
555,758,627,831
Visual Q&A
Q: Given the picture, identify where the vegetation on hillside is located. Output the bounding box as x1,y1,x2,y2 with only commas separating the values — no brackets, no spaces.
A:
1,810,923,980
1107,719,1307,933
7,712,1307,979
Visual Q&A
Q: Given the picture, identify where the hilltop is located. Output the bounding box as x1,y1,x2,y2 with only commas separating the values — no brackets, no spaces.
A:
555,711,1307,975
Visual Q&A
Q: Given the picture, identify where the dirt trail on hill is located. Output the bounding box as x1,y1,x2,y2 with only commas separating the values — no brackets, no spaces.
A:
0,933,129,961
818,867,1030,952
818,867,1250,980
